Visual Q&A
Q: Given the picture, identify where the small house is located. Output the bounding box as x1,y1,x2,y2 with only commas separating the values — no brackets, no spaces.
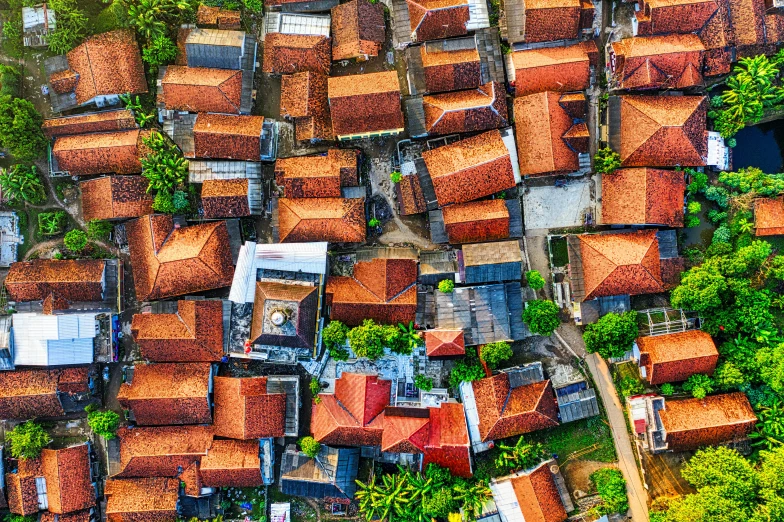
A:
488,460,572,522
442,200,512,244
196,4,241,29
52,129,146,176
331,0,385,61
413,81,508,136
42,110,136,138
22,4,56,47
404,0,490,43
499,0,594,44
609,34,705,90
201,179,252,219
262,33,332,75
274,149,358,197
104,478,179,521
280,445,359,499
635,330,719,385
328,71,405,140
601,168,686,227
633,0,718,36
0,368,92,420
461,240,523,284
213,376,291,438
192,113,267,161
507,41,597,96
113,425,214,478
80,176,153,222
280,72,332,142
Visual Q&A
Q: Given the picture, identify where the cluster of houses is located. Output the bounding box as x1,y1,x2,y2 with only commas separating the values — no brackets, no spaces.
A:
2,0,783,520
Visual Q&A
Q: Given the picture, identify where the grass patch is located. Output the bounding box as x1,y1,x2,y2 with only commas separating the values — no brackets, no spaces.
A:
550,236,569,268
527,416,617,463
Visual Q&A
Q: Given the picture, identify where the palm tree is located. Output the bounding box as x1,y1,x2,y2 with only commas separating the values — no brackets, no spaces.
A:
494,436,544,474
751,400,784,450
398,322,423,351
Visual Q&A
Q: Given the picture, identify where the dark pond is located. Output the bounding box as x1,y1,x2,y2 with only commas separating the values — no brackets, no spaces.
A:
732,121,784,173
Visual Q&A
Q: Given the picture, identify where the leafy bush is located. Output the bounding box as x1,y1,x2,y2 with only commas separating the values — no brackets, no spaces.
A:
713,361,744,391
660,383,674,396
87,410,121,439
707,209,728,224
347,319,387,360
1,165,46,205
594,147,621,174
449,347,486,388
494,436,544,474
414,374,433,391
522,299,561,336
438,279,454,293
141,131,188,194
6,421,50,460
309,378,321,397
142,35,177,66
719,166,784,198
2,12,23,59
64,229,88,252
87,220,114,242
480,341,513,369
583,312,638,359
38,211,67,236
683,374,714,399
368,217,381,227
0,65,21,97
390,171,402,183
687,201,702,215
590,468,629,516
243,0,263,12
684,214,700,228
704,185,730,208
4,514,37,522
423,488,457,519
47,0,88,54
525,270,545,290
323,320,349,354
299,436,320,458
617,376,644,398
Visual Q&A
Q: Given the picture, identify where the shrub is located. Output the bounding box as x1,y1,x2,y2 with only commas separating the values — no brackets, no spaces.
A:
368,218,380,227
64,229,88,252
683,374,714,399
299,436,320,458
438,279,454,293
322,320,349,349
414,374,434,391
390,171,402,183
0,65,21,97
4,514,37,522
38,211,67,236
686,170,708,194
449,347,486,388
687,201,702,215
0,164,46,205
583,312,638,359
617,376,644,398
87,220,114,242
243,0,263,12
660,383,675,395
142,35,177,66
727,138,737,148
684,214,701,228
712,225,732,244
480,341,513,369
87,410,121,439
594,148,621,174
309,378,321,397
522,299,561,336
590,468,629,515
525,270,545,290
152,192,176,213
6,421,50,460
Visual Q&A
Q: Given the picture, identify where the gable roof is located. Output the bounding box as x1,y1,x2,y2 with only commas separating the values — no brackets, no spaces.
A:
262,33,331,75
472,373,559,441
328,71,404,137
442,199,511,244
637,330,718,385
64,30,147,105
192,113,264,161
6,259,105,304
522,0,586,43
423,82,508,136
510,40,597,96
407,0,470,42
117,362,212,426
130,300,224,362
326,258,418,325
274,149,358,198
277,197,366,243
636,0,719,36
115,425,213,478
423,130,516,206
196,4,241,29
514,91,586,177
160,65,243,113
250,282,319,348
40,444,96,515
280,72,333,142
601,168,685,227
578,230,664,300
201,178,250,219
754,197,784,236
53,129,143,176
497,461,568,522
213,376,287,439
420,43,481,93
611,34,704,90
42,110,137,138
126,214,234,301
199,439,262,488
425,329,466,356
396,173,428,215
331,0,386,61
104,478,179,521
612,95,708,167
80,175,154,222
0,369,88,419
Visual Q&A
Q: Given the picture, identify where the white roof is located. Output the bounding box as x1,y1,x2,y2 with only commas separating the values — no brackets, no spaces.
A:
271,503,292,522
263,12,331,38
22,6,55,31
489,480,524,522
12,312,98,367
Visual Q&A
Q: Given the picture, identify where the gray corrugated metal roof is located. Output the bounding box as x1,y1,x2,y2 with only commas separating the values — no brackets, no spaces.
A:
429,210,448,244
506,362,544,388
404,96,427,138
416,158,439,211
656,230,678,259
435,283,525,345
506,199,523,238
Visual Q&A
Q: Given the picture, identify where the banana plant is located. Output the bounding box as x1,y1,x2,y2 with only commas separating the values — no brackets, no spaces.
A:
398,321,423,351
750,400,784,449
454,480,492,521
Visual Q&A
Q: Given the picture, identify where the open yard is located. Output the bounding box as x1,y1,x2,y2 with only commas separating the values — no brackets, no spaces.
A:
523,179,594,231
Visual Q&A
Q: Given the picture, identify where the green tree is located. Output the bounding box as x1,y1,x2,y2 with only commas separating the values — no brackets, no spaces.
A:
438,279,454,293
682,446,758,500
0,165,46,205
390,171,402,183
661,383,675,395
522,299,561,336
719,167,784,198
713,361,745,391
47,0,88,54
298,436,320,458
617,375,644,398
347,319,387,360
6,421,50,460
583,312,638,359
670,262,727,312
309,377,321,397
590,468,629,516
124,0,191,41
594,147,621,174
87,410,121,439
141,131,188,194
750,400,784,449
449,347,486,388
142,35,177,65
243,0,263,12
87,220,114,242
526,270,545,290
64,229,88,252
322,320,349,355
494,436,544,474
683,374,714,399
4,514,37,522
480,341,513,369
0,96,48,161
397,321,423,353
414,374,433,392
454,480,492,521
0,65,21,97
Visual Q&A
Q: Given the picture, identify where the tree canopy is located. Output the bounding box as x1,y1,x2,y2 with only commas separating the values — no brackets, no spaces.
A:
6,421,50,460
583,312,638,359
522,299,561,336
480,341,513,369
0,95,48,161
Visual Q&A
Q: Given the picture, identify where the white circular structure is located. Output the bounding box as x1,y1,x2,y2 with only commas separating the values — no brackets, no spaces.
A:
271,311,286,326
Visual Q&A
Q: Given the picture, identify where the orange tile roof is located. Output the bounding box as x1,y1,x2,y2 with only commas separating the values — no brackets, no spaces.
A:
40,444,96,515
196,4,241,29
522,0,586,43
161,66,243,113
201,178,250,219
250,282,319,349
637,330,718,385
754,197,784,235
277,197,366,243
637,0,718,35
126,215,234,301
117,363,212,426
510,41,596,96
6,259,105,304
213,376,287,439
425,329,465,356
611,34,704,90
420,44,480,93
326,258,417,325
423,82,508,135
328,71,404,136
331,0,386,61
274,149,358,198
193,113,264,160
396,173,427,215
42,110,137,138
262,33,331,75
578,230,665,300
423,130,516,206
506,461,568,522
616,95,708,167
199,439,262,488
53,129,143,176
80,175,154,222
442,199,510,244
423,401,472,477
407,0,470,42
280,72,333,142
601,168,685,227
104,478,179,521
115,425,213,478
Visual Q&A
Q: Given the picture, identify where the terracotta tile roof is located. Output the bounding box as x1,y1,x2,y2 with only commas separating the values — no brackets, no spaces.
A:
65,30,147,105
506,461,568,522
50,69,79,94
104,478,179,521
250,282,319,349
196,4,241,29
39,510,93,522
40,444,95,515
407,0,470,42
659,392,757,451
126,215,234,301
80,175,154,222
213,376,286,439
277,197,366,243
514,92,585,177
42,110,137,138
611,35,704,90
425,329,465,356
311,372,391,446
6,470,39,516
636,0,718,35
423,82,509,136
421,45,481,93
472,374,559,441
523,0,583,43
117,363,212,426
510,41,597,96
0,370,87,419
754,197,784,235
160,66,243,113
201,178,250,218
53,129,143,176
423,401,472,477
274,149,358,197
131,300,224,362
115,425,213,478
382,409,430,453
175,26,192,66
396,173,427,215
601,168,685,227
193,113,264,161
615,95,708,167
637,330,718,385
331,0,386,61
199,439,262,488
423,130,515,206
578,230,665,300
6,259,105,304
328,71,404,137
262,33,332,75
280,72,333,142
442,199,510,244
326,258,417,325
58,367,90,393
